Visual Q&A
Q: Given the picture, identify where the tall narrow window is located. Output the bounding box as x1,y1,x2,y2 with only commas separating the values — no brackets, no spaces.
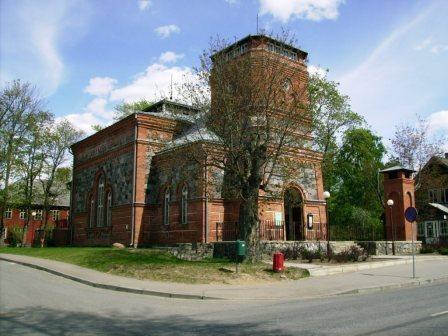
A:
97,175,105,227
106,191,112,227
89,197,95,228
4,208,12,219
164,188,170,226
51,210,59,221
181,185,188,225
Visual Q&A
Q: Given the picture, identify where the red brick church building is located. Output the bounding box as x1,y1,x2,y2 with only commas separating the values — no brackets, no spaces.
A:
70,35,327,247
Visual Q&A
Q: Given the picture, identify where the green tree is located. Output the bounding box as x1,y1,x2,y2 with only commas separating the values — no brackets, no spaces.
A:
0,80,44,238
330,128,386,233
308,72,364,191
40,120,84,232
113,99,152,121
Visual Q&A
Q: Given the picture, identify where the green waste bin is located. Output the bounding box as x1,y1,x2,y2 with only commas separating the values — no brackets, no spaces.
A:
236,240,246,257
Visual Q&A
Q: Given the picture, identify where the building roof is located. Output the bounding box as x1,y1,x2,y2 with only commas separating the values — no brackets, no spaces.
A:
428,203,448,214
211,34,308,61
159,119,220,153
139,99,199,124
379,165,416,174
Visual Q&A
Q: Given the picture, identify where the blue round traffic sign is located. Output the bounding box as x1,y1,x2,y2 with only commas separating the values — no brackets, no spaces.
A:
404,207,418,222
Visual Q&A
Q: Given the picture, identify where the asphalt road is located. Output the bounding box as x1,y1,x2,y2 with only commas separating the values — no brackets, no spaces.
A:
1,260,447,336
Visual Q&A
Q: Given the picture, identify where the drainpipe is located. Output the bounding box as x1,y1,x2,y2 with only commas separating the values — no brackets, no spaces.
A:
130,114,138,247
204,154,209,243
69,147,75,245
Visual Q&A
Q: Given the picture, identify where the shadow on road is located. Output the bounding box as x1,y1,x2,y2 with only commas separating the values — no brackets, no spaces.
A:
0,306,311,336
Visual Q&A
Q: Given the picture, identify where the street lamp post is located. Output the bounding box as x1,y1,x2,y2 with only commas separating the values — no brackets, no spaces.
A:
387,199,396,255
323,191,331,256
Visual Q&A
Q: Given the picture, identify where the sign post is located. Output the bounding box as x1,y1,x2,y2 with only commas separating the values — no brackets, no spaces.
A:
404,207,418,279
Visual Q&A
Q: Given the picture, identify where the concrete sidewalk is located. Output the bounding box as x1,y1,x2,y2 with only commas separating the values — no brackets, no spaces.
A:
285,255,448,276
1,253,447,301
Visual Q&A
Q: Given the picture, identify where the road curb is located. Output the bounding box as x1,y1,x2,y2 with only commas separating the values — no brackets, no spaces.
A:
297,257,448,277
0,256,222,301
336,275,448,296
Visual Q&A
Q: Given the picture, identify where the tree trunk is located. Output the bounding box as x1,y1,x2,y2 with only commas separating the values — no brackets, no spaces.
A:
238,186,261,263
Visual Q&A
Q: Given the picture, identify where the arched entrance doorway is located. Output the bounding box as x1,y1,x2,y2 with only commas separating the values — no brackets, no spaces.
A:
284,188,304,241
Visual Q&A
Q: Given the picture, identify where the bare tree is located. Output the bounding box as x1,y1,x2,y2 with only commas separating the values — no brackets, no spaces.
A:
181,34,319,261
391,116,446,188
40,120,84,238
17,111,52,245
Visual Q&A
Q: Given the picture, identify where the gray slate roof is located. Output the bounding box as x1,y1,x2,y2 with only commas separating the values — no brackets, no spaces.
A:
379,165,415,173
428,203,448,214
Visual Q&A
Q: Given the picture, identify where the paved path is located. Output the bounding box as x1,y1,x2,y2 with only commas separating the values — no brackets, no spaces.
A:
1,260,448,335
1,253,447,300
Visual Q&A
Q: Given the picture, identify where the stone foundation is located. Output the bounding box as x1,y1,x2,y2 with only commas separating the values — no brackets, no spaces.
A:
168,243,214,261
357,241,422,256
169,241,372,261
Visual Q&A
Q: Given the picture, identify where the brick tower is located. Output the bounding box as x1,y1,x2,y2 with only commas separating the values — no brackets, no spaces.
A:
380,166,416,241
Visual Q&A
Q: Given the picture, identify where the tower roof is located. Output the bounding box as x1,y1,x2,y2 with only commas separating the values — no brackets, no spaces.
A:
211,34,308,61
379,165,415,174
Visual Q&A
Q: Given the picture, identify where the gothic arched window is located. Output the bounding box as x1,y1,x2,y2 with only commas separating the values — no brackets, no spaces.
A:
181,185,188,225
164,188,170,226
97,175,105,227
89,196,95,228
106,191,112,227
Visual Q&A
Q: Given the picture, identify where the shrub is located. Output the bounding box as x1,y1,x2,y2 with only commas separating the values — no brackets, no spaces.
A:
301,247,324,262
420,246,435,254
8,225,24,246
332,245,368,263
438,248,448,255
282,243,304,260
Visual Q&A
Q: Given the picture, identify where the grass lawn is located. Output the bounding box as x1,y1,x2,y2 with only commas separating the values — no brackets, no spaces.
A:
0,247,308,284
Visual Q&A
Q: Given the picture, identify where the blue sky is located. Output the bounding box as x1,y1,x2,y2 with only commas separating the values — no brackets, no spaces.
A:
1,0,447,149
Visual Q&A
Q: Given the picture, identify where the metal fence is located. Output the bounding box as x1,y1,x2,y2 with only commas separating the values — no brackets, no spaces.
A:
215,220,285,241
330,225,384,241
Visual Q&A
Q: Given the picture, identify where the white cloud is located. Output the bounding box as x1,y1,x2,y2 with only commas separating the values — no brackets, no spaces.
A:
110,63,193,103
138,0,151,11
0,0,91,95
58,97,114,134
224,0,238,4
84,98,114,118
66,61,194,134
58,112,102,134
430,44,448,54
158,51,184,64
84,77,117,97
259,0,344,22
415,37,448,54
308,65,327,77
428,110,448,132
154,24,180,39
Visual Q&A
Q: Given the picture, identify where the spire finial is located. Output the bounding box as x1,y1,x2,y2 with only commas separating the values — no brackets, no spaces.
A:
170,74,173,100
256,13,259,34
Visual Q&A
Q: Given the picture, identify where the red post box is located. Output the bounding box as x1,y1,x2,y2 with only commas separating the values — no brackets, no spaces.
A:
273,252,284,272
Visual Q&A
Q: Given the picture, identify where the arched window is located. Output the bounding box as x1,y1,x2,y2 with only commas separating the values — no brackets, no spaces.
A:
181,185,188,225
164,188,170,226
97,175,105,227
89,196,95,228
106,191,112,227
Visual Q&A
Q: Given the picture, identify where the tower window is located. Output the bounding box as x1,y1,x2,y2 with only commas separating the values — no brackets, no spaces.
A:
164,188,170,226
4,208,12,219
181,185,188,225
266,42,297,61
97,175,105,227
